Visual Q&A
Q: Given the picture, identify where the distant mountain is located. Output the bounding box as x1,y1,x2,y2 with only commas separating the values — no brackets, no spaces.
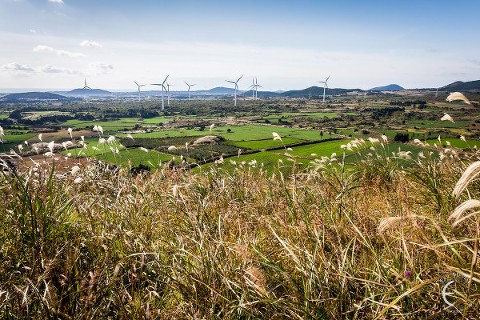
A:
280,86,360,98
206,87,236,95
241,90,280,98
64,88,113,97
0,92,70,102
370,84,404,91
442,80,480,93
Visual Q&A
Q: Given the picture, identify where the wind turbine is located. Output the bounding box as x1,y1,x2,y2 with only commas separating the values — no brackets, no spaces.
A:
250,77,262,100
80,78,93,103
185,81,196,100
151,75,169,110
226,75,243,106
82,78,92,90
134,81,146,102
318,75,330,103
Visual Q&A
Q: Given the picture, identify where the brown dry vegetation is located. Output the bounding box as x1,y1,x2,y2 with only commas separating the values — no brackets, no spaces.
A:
1,145,479,319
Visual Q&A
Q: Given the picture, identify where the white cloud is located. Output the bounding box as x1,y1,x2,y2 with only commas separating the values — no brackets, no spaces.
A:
29,29,37,34
33,45,86,58
1,62,81,75
89,63,114,74
48,0,64,4
80,40,101,48
1,62,35,73
39,64,81,75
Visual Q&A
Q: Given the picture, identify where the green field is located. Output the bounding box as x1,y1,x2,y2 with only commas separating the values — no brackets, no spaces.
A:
141,116,173,124
201,139,351,173
1,131,35,144
23,111,71,119
129,128,208,139
95,148,176,168
62,137,125,157
407,120,470,128
211,125,326,141
64,118,141,131
0,131,36,152
287,140,349,158
130,125,327,142
425,138,480,149
233,137,303,150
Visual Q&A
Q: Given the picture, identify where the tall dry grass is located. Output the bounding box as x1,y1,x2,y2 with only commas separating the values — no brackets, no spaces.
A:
1,141,479,319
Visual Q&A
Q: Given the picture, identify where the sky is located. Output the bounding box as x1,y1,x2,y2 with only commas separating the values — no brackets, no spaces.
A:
0,0,479,92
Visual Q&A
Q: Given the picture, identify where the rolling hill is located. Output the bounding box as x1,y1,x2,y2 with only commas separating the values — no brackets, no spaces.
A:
0,92,70,102
370,84,404,91
280,86,361,98
64,88,113,97
442,80,480,93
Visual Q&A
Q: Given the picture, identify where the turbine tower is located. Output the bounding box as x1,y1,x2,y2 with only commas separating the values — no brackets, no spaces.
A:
226,75,243,106
166,82,173,106
134,81,146,102
318,75,330,103
185,81,196,100
151,75,169,111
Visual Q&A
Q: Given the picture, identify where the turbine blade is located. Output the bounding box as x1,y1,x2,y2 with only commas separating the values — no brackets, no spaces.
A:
236,75,243,83
326,75,330,82
163,74,170,84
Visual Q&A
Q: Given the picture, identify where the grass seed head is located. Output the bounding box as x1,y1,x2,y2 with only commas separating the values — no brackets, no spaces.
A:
441,113,454,122
71,165,80,175
449,199,480,227
446,92,471,105
48,141,55,153
368,137,380,144
453,161,480,197
378,216,403,233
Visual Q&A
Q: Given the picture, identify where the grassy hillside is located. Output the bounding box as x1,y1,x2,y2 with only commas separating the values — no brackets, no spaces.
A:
1,142,479,319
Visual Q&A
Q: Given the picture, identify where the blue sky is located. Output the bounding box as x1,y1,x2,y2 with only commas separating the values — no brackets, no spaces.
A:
0,0,479,91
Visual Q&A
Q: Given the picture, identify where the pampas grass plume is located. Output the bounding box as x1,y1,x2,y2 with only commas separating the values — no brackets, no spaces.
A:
449,199,480,227
453,161,480,197
446,92,471,105
272,132,282,141
441,113,454,122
